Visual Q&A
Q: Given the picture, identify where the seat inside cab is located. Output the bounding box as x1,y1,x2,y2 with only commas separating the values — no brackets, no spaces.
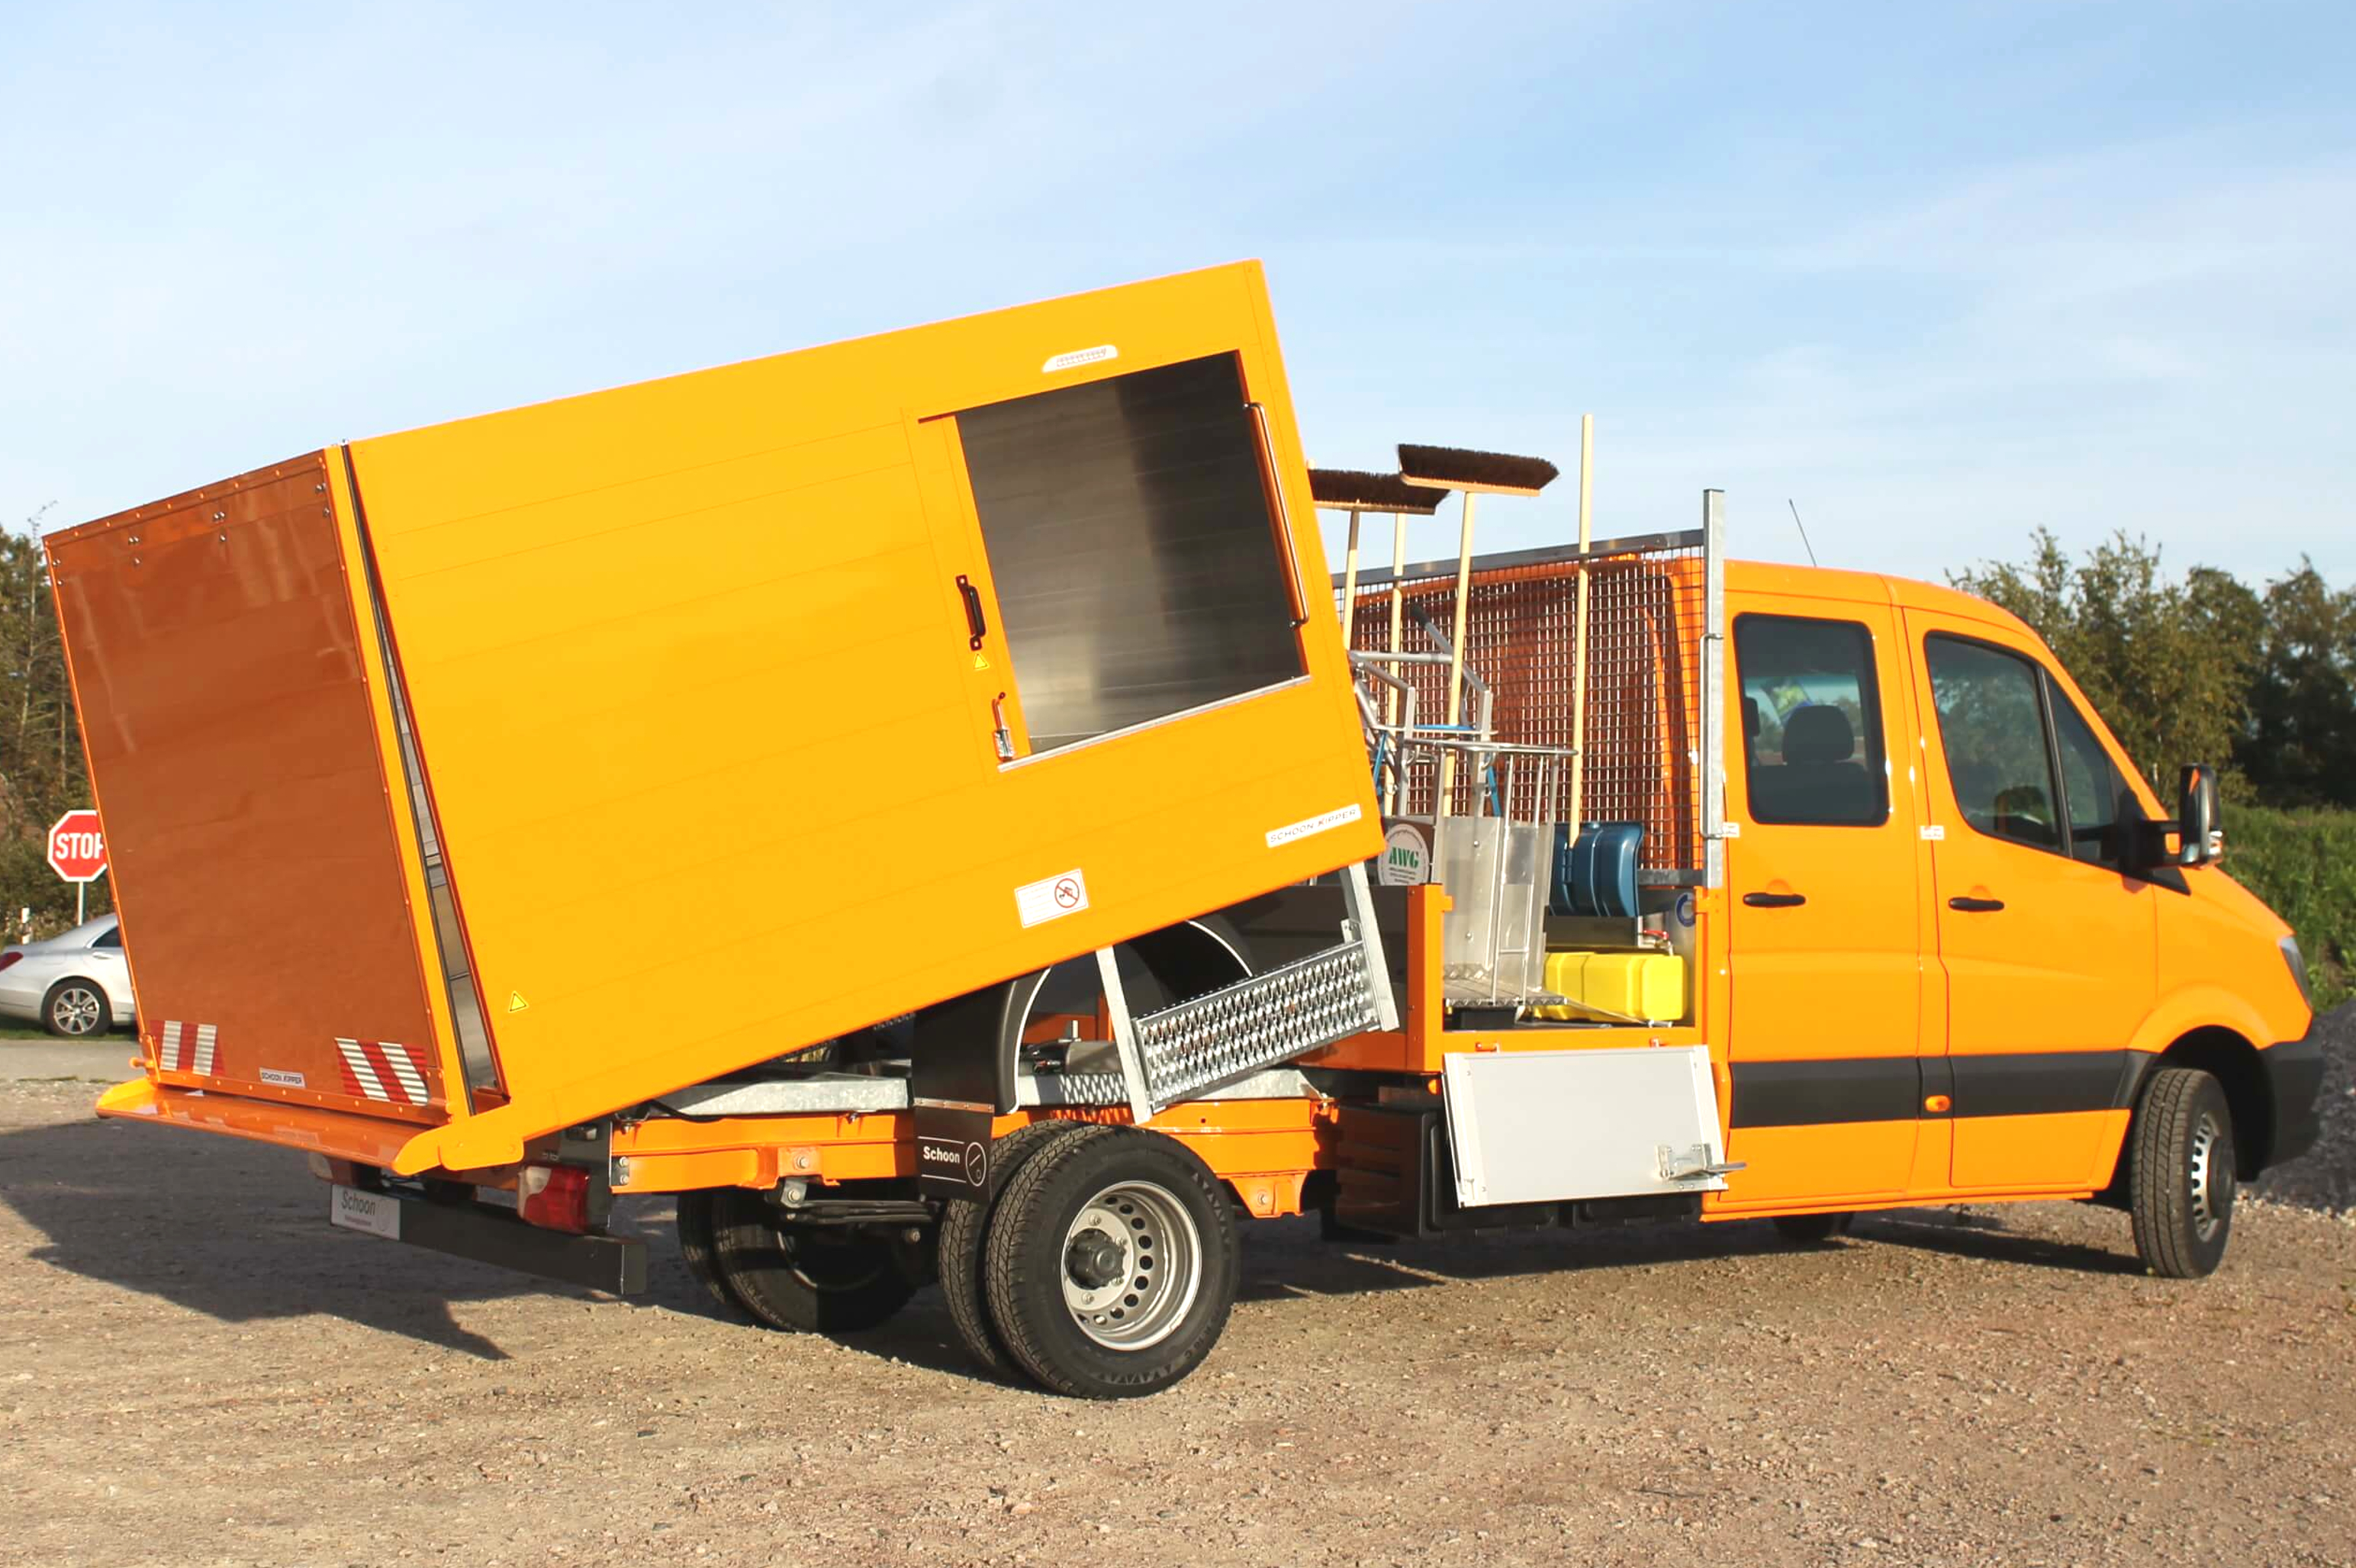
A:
1748,701,1878,823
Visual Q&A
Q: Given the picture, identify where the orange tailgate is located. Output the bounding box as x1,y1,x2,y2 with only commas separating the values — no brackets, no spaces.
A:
47,454,454,1122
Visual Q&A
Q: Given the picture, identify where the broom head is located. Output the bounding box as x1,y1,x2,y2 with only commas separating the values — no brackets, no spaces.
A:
1308,468,1451,513
1396,444,1559,497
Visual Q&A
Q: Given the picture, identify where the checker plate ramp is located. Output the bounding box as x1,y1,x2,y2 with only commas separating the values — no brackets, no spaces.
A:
1114,941,1384,1113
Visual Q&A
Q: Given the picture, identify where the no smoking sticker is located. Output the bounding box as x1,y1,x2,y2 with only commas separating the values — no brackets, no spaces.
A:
1015,867,1089,928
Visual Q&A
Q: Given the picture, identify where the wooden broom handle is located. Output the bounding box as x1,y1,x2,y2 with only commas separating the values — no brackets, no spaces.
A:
1439,491,1477,816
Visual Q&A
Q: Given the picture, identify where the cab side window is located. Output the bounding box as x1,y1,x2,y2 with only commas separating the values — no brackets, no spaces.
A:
1924,635,2064,853
93,926,121,949
1734,614,1888,826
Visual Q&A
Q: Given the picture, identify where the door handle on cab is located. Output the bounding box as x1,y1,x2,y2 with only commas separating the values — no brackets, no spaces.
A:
1948,896,2005,913
1742,891,1806,909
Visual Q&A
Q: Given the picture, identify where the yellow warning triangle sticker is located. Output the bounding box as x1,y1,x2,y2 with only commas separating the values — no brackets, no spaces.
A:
507,990,529,1013
971,651,991,671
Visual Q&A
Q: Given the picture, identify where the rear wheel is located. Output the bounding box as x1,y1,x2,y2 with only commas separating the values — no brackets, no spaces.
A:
938,1119,1093,1376
1770,1212,1853,1245
983,1125,1239,1398
674,1190,748,1317
708,1189,918,1332
42,978,108,1038
2129,1067,2236,1279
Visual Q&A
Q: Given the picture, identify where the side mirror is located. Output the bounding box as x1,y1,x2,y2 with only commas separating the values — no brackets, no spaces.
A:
2174,763,2219,866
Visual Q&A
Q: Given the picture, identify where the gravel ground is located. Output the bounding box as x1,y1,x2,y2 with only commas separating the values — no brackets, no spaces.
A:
4,1080,2355,1567
2254,1001,2356,1212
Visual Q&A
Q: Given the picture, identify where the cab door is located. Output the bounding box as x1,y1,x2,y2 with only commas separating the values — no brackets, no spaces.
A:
1722,596,1926,1206
1905,617,2157,1190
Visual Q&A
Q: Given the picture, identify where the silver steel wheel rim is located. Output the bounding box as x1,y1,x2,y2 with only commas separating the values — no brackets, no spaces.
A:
2187,1111,2227,1241
54,989,100,1035
1060,1180,1201,1351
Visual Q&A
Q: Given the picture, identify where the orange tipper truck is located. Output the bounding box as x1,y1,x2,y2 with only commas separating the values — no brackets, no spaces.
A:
50,264,2323,1399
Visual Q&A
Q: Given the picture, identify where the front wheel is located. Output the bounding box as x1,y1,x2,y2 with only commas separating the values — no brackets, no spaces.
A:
2129,1067,2236,1279
42,978,110,1038
983,1125,1239,1398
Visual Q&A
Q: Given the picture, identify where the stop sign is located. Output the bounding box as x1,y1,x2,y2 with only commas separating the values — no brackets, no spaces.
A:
47,810,106,884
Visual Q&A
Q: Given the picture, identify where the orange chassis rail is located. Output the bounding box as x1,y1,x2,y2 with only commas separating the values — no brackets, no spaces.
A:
613,1100,1331,1220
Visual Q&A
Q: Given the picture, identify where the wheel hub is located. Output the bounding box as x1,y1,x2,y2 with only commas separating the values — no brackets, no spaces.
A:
1064,1228,1126,1291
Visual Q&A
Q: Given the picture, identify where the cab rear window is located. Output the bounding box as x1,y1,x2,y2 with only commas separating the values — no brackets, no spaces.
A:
1734,614,1889,827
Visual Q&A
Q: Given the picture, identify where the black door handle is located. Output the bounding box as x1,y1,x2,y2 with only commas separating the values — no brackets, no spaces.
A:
1949,896,2005,913
1742,891,1806,909
955,575,987,649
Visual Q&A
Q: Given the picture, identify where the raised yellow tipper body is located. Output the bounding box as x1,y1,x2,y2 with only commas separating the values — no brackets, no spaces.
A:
63,262,1382,1177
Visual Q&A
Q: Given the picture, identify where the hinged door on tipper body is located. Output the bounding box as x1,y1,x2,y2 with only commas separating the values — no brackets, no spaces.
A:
47,455,468,1131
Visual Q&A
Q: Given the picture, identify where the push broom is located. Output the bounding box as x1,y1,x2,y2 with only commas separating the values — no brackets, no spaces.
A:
1312,468,1453,816
1309,466,1453,697
1396,444,1559,815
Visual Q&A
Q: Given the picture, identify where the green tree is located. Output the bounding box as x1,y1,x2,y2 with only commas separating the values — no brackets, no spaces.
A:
2237,562,2356,809
1950,530,2255,790
0,508,109,938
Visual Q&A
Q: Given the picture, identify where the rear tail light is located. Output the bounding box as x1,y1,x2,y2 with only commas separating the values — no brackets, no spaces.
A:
0,952,21,973
518,1164,591,1233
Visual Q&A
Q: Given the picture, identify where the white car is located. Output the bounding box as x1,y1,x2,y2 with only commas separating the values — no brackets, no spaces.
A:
0,915,136,1036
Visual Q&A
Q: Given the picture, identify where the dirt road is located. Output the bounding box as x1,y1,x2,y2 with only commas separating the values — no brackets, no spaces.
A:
2,1080,2351,1568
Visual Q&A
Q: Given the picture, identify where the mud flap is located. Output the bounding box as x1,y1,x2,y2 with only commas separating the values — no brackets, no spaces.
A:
911,974,1044,1199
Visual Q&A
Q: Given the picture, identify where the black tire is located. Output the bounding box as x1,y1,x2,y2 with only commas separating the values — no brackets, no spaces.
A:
1771,1212,1853,1245
983,1125,1239,1399
2129,1067,2236,1279
674,1190,749,1318
41,977,109,1038
708,1188,918,1332
938,1119,1094,1376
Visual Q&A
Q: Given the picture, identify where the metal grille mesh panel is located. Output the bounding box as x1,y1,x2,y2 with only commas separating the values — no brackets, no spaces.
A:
1344,546,1707,878
1132,942,1382,1109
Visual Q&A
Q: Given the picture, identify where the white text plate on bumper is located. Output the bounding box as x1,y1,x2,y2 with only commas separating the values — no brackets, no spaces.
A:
328,1184,401,1240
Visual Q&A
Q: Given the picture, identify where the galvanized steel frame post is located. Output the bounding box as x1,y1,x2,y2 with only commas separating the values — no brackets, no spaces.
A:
1095,945,1155,1126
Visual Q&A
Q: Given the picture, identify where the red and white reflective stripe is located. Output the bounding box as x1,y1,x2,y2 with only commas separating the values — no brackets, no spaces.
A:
157,1020,220,1075
335,1038,432,1106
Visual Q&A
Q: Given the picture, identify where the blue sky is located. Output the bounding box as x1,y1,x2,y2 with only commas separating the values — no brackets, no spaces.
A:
4,2,2348,586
